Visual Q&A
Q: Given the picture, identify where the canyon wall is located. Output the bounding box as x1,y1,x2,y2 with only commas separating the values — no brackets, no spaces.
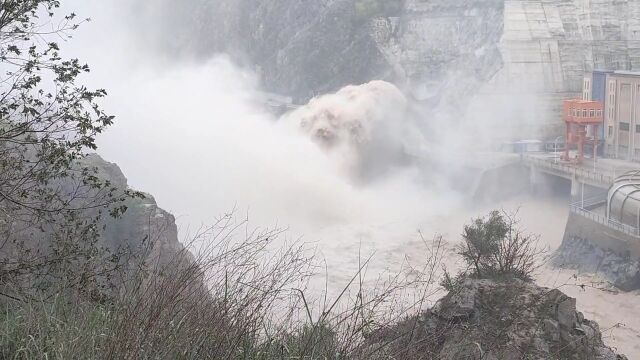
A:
130,0,640,139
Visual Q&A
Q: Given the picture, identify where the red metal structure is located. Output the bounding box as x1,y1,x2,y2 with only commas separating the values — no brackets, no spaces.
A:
561,99,604,164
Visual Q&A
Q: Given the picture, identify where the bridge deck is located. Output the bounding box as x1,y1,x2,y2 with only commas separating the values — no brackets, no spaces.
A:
524,153,639,188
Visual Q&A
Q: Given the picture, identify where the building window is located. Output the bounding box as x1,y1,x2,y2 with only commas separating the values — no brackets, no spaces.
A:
590,109,595,117
636,124,640,133
582,109,588,117
597,110,602,117
621,122,630,131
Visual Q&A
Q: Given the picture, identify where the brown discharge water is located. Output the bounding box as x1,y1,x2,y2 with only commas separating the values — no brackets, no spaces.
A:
305,194,640,358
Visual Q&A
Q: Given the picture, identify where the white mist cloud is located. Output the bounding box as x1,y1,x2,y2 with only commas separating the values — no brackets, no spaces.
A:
54,0,552,279
102,58,463,234
56,1,462,239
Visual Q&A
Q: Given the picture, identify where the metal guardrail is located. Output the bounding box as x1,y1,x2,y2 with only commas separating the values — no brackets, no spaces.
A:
524,155,614,186
570,201,640,238
576,195,607,210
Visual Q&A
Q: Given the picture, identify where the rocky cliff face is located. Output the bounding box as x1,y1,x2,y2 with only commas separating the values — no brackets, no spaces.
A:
137,0,640,138
0,152,187,299
154,0,505,106
369,278,627,359
83,154,185,264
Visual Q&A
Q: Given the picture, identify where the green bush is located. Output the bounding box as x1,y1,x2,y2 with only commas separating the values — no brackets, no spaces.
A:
458,211,545,281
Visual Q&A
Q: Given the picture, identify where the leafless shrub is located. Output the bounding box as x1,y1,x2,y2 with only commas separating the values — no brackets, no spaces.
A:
1,212,449,359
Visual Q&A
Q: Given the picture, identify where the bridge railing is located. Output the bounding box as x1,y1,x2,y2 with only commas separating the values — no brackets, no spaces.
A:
524,155,614,185
570,200,640,238
574,195,607,210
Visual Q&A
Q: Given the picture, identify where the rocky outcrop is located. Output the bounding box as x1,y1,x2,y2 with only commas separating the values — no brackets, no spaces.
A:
369,278,627,359
553,236,640,291
554,211,640,291
82,154,186,264
371,0,505,111
0,152,188,300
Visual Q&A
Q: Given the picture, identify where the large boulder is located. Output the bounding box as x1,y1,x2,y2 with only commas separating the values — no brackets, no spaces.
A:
368,278,627,359
81,154,188,265
553,235,640,291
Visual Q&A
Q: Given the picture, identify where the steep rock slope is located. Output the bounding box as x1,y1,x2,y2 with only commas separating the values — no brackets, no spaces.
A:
136,0,640,137
83,154,185,264
370,278,627,359
134,0,391,101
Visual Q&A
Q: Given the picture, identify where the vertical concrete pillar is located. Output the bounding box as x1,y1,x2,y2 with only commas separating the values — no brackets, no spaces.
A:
529,166,538,193
570,176,580,200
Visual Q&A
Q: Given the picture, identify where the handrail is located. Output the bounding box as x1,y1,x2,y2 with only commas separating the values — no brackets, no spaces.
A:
573,196,607,209
523,155,614,185
570,203,640,238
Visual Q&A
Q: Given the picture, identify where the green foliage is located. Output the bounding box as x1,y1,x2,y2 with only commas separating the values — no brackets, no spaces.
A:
459,211,508,277
458,211,544,281
0,1,144,301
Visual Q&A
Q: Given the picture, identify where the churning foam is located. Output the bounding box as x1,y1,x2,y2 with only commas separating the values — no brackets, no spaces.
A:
281,81,423,179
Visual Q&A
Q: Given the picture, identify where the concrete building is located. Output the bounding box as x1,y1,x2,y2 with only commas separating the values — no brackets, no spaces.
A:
600,71,640,161
582,70,613,142
561,99,603,164
583,70,612,103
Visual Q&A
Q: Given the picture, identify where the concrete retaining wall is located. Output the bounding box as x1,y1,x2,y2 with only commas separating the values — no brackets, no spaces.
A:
563,212,640,259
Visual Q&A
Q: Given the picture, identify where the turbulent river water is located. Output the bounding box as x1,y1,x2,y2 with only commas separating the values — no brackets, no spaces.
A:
78,52,640,357
307,194,640,357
